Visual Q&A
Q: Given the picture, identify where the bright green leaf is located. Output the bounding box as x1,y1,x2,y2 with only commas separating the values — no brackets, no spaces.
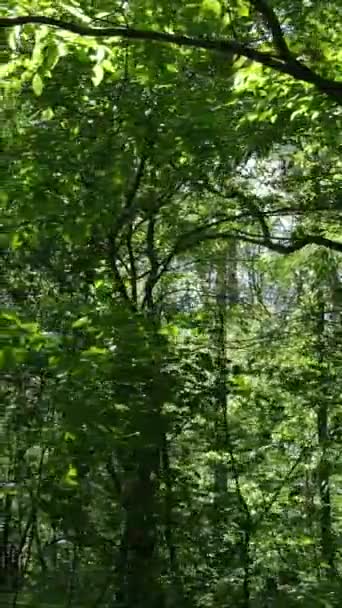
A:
32,73,44,96
41,107,54,120
64,465,78,486
32,43,44,66
45,43,60,70
237,0,250,17
201,0,221,17
81,347,108,357
72,316,90,329
92,64,104,87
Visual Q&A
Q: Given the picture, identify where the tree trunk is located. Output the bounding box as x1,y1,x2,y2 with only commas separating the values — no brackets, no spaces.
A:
315,293,335,576
117,452,163,608
213,242,239,500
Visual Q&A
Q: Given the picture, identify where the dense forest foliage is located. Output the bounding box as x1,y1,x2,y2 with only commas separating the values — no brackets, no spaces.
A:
1,1,341,606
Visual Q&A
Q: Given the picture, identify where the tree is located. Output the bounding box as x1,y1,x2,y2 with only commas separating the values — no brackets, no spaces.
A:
1,1,342,607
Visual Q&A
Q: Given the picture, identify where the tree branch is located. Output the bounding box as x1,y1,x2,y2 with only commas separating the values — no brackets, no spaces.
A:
241,200,274,247
114,153,147,244
256,441,313,527
0,15,341,103
160,225,342,272
214,231,342,254
249,0,290,59
107,151,147,309
126,224,138,306
143,213,159,312
107,234,136,310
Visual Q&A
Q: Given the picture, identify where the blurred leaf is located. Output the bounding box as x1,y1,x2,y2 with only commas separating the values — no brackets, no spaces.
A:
32,72,44,96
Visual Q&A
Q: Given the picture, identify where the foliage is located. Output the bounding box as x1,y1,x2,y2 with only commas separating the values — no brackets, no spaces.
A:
1,1,342,607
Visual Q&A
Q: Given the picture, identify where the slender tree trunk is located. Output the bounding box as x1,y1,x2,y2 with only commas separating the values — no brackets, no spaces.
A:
213,244,252,606
315,293,335,576
241,530,251,608
118,453,163,608
213,242,239,500
114,334,167,607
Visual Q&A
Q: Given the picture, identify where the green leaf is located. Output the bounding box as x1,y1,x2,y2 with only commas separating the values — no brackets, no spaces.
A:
81,346,108,357
64,432,76,442
72,316,90,329
45,42,60,70
102,59,116,73
8,27,19,51
32,73,44,96
92,64,104,87
64,465,78,486
41,107,54,120
32,43,44,66
237,0,250,17
201,0,221,17
64,4,92,23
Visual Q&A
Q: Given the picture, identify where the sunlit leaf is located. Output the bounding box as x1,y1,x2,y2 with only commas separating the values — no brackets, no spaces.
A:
32,72,44,96
72,316,90,329
64,465,78,486
92,63,104,86
45,42,60,70
201,0,221,17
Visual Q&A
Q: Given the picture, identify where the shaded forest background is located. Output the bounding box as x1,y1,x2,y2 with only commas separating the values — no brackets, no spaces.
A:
1,1,342,606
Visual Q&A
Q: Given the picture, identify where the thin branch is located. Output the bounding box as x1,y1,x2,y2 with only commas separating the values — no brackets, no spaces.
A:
155,211,252,281
66,542,79,608
0,15,341,103
143,214,159,311
256,441,313,527
249,0,290,58
108,228,136,308
125,155,147,210
107,241,136,310
113,153,147,243
242,201,273,246
106,456,123,497
156,225,342,283
161,435,176,572
217,231,342,254
126,224,138,305
107,150,148,308
33,521,47,572
195,227,342,254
